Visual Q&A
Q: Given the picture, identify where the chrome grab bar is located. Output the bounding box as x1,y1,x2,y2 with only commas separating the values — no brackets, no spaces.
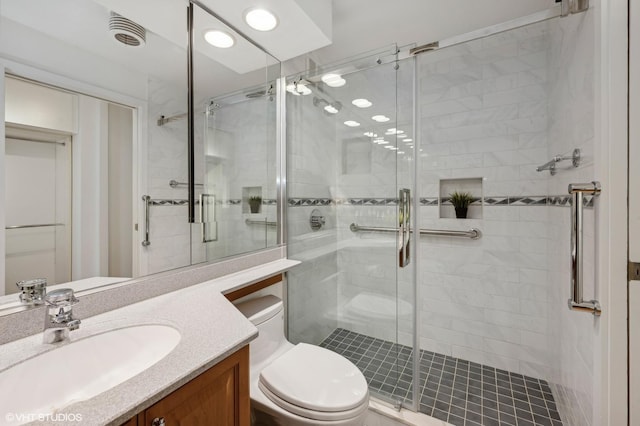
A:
169,179,203,188
350,223,482,240
568,181,601,315
142,195,151,247
6,223,64,229
245,219,277,227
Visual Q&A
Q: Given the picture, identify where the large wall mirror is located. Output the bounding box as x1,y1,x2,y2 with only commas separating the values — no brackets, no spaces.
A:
0,0,281,310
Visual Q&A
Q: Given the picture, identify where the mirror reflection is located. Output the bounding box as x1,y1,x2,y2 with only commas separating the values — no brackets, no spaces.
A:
0,0,280,307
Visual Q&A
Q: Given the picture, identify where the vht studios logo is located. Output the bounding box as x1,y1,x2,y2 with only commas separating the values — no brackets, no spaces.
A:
5,412,83,423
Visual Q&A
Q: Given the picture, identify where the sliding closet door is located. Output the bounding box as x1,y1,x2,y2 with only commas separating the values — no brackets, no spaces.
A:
4,130,71,292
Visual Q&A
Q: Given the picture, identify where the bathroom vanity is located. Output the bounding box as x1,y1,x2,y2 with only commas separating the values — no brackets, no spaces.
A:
0,259,299,426
120,346,249,426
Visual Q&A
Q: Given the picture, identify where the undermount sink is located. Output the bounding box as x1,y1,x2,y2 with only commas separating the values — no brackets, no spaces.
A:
0,324,181,423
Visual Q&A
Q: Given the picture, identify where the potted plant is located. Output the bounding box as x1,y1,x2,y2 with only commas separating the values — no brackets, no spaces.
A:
449,191,473,219
249,196,262,213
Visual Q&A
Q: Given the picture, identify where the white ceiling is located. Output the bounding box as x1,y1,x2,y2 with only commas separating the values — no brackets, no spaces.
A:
0,0,558,98
310,0,556,65
199,0,332,62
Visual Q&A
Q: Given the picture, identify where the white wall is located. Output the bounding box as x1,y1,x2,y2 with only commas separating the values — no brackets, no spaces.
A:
72,95,109,278
108,103,133,277
0,17,147,101
4,78,77,132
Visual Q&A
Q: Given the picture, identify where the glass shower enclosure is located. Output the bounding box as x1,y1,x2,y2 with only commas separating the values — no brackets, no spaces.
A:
287,9,593,425
285,46,418,409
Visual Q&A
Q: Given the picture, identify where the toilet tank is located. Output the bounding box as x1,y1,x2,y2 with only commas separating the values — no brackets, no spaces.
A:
234,295,291,368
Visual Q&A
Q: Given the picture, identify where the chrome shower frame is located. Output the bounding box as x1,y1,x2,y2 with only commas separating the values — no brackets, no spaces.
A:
404,2,588,61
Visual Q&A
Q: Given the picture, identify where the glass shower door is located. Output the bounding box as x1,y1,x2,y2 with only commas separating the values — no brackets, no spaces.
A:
199,86,278,262
286,47,417,409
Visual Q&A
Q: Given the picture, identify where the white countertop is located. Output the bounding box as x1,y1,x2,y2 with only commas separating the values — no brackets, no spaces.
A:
0,259,300,426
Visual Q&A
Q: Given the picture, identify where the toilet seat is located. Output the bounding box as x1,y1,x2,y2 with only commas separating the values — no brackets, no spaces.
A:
258,343,369,421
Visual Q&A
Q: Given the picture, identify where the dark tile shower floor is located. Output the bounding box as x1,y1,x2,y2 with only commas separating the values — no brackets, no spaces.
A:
320,328,562,426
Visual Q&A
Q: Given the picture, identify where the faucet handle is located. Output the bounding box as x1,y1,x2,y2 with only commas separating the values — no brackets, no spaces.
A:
44,288,79,307
66,319,81,331
16,278,47,305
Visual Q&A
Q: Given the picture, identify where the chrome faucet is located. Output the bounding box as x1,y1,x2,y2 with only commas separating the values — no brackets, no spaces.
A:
16,278,47,305
43,288,81,344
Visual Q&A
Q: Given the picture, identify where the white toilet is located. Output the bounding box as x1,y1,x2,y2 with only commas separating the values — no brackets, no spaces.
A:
235,295,369,426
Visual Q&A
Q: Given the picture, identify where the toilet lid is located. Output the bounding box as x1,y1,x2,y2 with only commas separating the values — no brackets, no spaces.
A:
259,343,368,414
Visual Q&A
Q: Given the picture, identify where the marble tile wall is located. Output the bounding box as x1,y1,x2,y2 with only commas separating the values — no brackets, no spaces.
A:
202,95,277,260
286,92,340,345
145,82,278,274
412,21,554,377
145,77,193,275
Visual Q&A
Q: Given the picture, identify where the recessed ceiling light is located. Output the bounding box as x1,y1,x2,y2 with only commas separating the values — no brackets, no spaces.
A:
324,105,339,114
322,73,346,88
286,83,300,96
352,98,372,108
403,138,413,142
244,8,278,31
204,30,235,48
344,121,360,127
386,128,404,135
296,84,312,96
376,139,389,145
372,115,390,123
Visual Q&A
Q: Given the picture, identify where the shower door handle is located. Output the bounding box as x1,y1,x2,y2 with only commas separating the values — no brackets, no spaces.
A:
200,193,217,243
568,181,601,315
399,188,411,268
141,195,151,247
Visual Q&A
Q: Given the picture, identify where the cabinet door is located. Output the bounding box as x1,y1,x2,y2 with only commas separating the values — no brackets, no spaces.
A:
120,416,138,426
142,346,249,426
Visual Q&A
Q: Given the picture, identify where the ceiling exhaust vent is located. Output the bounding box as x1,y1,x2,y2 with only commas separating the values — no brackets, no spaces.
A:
109,12,146,47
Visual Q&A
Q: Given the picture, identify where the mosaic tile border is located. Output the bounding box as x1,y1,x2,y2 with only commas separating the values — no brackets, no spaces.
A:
150,196,593,208
288,196,594,208
149,198,276,206
288,198,334,206
149,199,189,206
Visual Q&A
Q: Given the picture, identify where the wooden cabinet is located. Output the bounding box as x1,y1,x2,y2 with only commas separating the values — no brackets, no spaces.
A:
123,346,249,426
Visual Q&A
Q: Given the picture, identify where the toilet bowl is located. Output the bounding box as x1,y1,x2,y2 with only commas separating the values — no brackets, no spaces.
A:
235,295,369,426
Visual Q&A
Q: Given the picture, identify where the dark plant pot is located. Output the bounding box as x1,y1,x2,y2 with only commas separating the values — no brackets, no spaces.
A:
249,202,261,213
454,206,468,219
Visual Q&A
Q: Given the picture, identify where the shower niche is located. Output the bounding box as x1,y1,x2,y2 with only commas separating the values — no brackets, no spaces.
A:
243,186,262,214
439,177,483,219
